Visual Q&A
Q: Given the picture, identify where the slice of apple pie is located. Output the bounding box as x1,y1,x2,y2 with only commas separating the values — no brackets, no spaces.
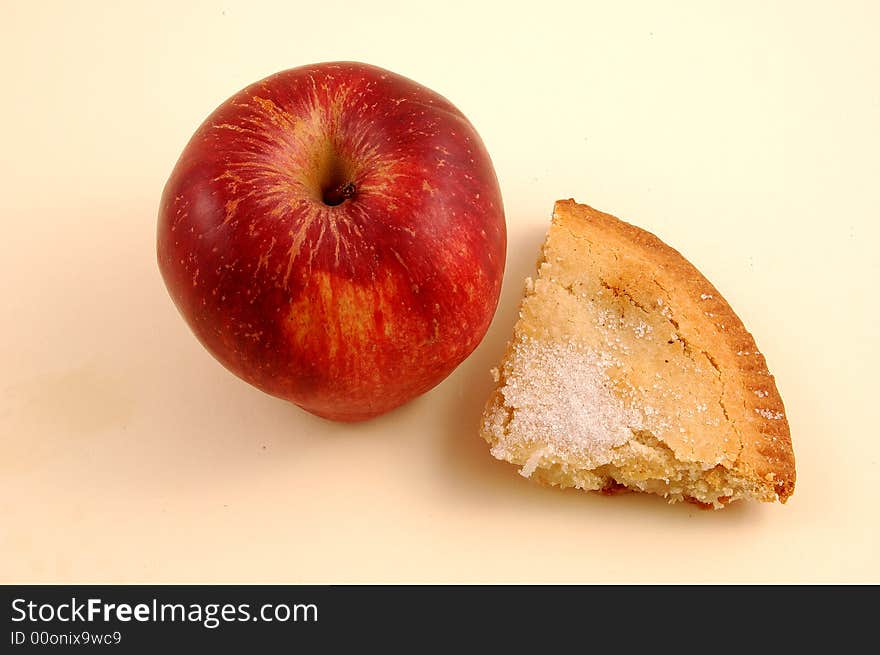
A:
480,199,795,508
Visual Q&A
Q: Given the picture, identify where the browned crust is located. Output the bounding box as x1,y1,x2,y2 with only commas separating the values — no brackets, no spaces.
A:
551,199,795,501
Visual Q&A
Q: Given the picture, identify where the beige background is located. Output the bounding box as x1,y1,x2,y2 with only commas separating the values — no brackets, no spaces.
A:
1,0,877,583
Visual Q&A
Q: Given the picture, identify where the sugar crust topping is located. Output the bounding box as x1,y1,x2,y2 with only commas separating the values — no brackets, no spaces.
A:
490,337,642,470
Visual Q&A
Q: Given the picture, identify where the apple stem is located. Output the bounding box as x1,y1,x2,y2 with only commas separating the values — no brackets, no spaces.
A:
323,182,357,206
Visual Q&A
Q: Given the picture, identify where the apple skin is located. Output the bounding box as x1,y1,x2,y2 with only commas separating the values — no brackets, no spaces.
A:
157,62,506,421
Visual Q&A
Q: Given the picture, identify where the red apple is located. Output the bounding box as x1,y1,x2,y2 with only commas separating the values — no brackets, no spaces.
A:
157,61,506,421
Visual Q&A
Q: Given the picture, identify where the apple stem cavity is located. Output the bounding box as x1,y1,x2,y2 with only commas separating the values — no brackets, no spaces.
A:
322,181,357,206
